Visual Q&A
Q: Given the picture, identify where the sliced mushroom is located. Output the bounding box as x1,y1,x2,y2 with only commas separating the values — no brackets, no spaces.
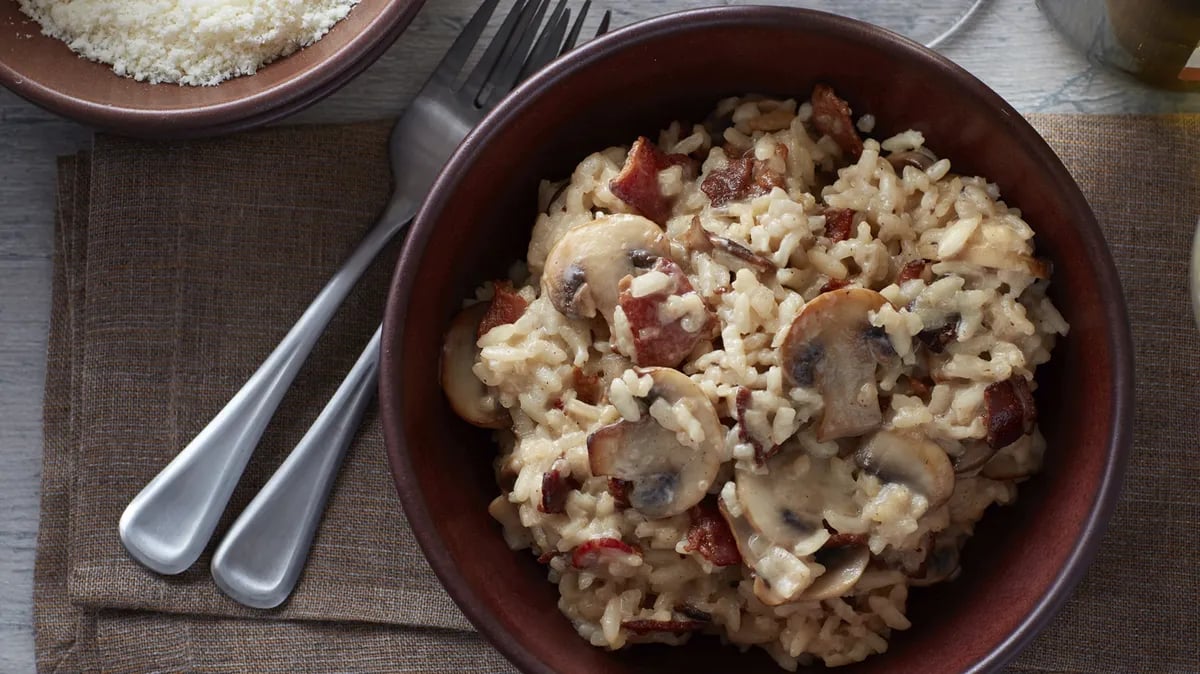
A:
909,533,961,586
952,441,998,476
680,217,775,273
587,367,722,518
781,288,894,441
541,214,670,322
887,146,939,172
796,544,870,601
441,303,507,428
854,429,955,510
953,221,1051,280
984,375,1038,449
735,461,830,558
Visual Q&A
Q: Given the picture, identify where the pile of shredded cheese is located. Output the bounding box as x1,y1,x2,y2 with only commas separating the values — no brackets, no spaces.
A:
19,0,360,86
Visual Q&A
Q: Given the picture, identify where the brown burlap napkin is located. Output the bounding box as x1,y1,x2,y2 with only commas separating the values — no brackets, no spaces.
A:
34,115,1200,673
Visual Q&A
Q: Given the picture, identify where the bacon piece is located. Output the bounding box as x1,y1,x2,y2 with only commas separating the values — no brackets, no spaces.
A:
608,477,632,508
984,376,1038,449
572,367,603,406
819,278,852,294
701,157,755,206
621,619,705,635
536,551,557,564
897,259,930,284
683,499,742,567
616,257,713,367
906,375,933,398
811,84,864,158
477,281,527,337
538,468,580,514
609,137,693,225
824,208,855,242
571,537,639,568
825,532,868,548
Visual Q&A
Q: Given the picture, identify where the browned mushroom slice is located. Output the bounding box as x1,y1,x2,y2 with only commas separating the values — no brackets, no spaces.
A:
440,303,507,428
953,221,1052,279
679,217,775,273
952,441,998,476
886,146,939,172
735,462,830,557
781,288,894,441
587,368,722,518
541,214,670,322
796,544,870,601
855,429,955,509
908,533,961,586
984,375,1037,449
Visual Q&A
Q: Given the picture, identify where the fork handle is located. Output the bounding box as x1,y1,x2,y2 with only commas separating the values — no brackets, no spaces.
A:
211,327,381,608
119,200,416,575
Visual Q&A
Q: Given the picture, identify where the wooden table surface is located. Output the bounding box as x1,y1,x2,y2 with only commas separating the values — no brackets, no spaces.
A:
1,0,1198,671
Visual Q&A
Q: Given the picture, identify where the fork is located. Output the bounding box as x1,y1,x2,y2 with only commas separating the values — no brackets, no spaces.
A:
119,0,611,581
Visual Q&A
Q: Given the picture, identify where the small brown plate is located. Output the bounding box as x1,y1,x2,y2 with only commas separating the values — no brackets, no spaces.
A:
0,0,424,137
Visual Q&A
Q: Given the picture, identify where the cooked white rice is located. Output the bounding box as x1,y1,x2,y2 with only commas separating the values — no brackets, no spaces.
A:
444,90,1067,669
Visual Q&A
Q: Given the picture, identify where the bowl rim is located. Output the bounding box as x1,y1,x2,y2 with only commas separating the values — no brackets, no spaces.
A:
0,0,425,138
380,7,1135,673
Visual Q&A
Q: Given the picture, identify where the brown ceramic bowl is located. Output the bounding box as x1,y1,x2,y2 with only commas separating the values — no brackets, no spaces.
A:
380,7,1133,673
0,0,423,137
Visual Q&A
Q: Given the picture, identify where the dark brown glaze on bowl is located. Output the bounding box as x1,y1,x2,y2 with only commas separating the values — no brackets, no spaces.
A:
380,8,1133,674
0,0,424,137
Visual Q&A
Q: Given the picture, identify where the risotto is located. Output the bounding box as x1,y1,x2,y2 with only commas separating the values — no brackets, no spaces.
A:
439,86,1068,669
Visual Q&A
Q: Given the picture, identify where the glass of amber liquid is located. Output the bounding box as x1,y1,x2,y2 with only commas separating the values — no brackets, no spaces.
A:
1040,0,1200,91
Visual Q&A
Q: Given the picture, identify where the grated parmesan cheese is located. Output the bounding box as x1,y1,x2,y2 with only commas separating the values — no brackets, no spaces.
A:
18,0,360,86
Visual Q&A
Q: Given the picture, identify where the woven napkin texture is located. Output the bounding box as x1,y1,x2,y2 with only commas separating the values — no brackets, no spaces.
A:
34,115,1200,673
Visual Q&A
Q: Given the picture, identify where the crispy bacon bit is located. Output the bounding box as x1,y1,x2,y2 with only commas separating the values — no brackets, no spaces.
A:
551,398,565,410
819,278,852,294
897,259,930,284
701,157,761,206
571,537,639,568
621,619,705,635
825,532,868,548
917,320,957,354
984,375,1038,450
616,257,713,367
477,281,528,337
824,208,855,242
677,605,713,622
683,499,742,567
609,137,693,225
608,477,632,508
811,84,864,158
539,468,580,514
536,551,557,564
753,160,786,192
572,367,603,406
906,375,933,398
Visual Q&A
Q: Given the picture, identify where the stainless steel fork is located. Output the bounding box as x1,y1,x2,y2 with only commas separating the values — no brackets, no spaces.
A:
119,0,611,581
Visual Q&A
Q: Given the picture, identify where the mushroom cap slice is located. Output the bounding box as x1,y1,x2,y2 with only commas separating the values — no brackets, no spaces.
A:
909,533,961,587
587,367,722,518
541,214,670,322
855,429,955,510
796,544,870,601
440,303,507,428
735,459,830,558
951,221,1051,280
781,288,893,441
